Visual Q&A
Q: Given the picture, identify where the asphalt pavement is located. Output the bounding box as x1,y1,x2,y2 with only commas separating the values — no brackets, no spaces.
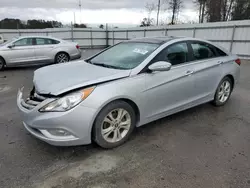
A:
0,51,250,188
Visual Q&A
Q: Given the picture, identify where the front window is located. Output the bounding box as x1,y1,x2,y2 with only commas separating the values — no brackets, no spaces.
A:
151,42,189,66
89,42,159,70
14,38,33,46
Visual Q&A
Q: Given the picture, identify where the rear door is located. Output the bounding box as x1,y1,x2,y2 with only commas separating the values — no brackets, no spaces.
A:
33,38,59,62
6,38,36,65
188,41,225,103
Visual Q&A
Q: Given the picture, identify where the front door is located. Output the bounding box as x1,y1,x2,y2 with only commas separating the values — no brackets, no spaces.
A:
6,38,36,65
143,42,196,121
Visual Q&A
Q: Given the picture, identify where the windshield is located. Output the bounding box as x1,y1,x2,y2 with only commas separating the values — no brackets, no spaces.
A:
89,42,159,70
0,37,18,46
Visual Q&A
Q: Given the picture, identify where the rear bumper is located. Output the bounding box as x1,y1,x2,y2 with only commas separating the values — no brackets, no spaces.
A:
70,51,81,61
17,88,97,146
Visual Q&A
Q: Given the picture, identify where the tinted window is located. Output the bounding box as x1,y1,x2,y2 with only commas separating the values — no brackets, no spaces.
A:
191,42,216,60
89,42,159,70
14,38,33,46
152,42,189,66
35,38,59,45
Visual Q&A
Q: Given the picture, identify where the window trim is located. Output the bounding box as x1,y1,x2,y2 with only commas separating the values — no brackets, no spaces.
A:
187,40,227,62
13,38,34,47
34,38,59,45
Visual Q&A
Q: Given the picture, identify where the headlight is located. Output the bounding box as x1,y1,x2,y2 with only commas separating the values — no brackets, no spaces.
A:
39,87,95,112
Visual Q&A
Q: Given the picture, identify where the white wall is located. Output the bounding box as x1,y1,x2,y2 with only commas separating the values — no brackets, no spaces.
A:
0,20,250,57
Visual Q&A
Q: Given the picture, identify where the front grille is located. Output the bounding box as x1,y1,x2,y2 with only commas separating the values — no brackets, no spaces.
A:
21,87,47,110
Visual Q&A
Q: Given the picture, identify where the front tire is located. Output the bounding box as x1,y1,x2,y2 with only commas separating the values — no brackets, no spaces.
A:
0,57,5,71
213,77,233,106
93,101,136,149
55,52,69,63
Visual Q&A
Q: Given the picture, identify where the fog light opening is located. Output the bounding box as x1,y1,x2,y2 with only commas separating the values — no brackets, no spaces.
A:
40,129,76,140
49,129,71,136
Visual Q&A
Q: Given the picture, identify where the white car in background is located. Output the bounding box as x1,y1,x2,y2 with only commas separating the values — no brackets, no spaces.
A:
0,36,81,70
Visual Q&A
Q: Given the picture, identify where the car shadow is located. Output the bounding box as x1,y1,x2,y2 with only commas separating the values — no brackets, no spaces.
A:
4,64,47,72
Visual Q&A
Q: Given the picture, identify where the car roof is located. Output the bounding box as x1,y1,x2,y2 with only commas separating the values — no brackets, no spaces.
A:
126,36,184,44
17,36,61,41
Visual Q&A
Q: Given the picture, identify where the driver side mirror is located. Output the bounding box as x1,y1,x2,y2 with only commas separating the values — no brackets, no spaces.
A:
8,44,15,48
148,61,172,72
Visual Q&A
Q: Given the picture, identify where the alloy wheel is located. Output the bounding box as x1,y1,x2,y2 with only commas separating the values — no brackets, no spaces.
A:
101,108,131,143
57,53,69,63
218,80,231,103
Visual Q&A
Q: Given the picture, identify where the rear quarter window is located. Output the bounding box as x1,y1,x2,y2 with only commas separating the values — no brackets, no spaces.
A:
215,47,228,57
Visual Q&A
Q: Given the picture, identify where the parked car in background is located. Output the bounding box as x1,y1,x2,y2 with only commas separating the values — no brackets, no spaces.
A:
17,36,240,149
0,36,81,70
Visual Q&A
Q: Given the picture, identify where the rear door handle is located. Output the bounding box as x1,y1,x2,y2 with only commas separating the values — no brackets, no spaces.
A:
218,61,224,65
186,70,194,76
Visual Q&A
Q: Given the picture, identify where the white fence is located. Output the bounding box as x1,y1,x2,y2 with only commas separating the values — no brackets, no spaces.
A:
1,20,250,57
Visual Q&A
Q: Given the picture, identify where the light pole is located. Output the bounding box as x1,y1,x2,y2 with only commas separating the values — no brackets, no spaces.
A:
156,0,161,26
79,0,82,24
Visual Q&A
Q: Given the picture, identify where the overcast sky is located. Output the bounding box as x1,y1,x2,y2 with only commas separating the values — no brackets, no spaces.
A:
0,0,198,27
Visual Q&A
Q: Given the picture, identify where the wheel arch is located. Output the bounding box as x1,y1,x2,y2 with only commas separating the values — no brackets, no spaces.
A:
90,97,141,140
0,55,6,70
225,74,235,89
0,55,6,65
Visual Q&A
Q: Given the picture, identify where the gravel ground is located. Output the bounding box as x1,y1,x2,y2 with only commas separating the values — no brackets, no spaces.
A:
0,51,250,188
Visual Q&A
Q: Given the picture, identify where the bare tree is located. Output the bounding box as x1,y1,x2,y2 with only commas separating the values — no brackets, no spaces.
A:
221,0,235,21
194,0,207,23
206,0,223,22
225,0,235,20
145,3,156,22
168,0,183,25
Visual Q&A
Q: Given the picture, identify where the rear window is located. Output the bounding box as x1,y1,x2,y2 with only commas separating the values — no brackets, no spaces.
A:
190,42,216,60
35,38,60,45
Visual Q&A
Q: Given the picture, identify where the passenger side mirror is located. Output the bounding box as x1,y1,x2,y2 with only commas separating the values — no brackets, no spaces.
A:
148,61,172,72
8,44,15,48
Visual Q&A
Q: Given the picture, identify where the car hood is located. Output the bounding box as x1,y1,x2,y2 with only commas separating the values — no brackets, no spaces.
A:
33,60,131,95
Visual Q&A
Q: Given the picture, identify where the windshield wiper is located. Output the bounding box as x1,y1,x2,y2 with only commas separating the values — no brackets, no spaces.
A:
91,62,123,70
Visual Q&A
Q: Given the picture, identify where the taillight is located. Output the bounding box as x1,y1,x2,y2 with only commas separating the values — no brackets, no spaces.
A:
76,44,80,49
235,58,241,66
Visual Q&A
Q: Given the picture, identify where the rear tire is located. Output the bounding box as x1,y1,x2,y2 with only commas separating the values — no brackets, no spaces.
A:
93,101,136,149
212,77,233,106
55,52,69,63
0,57,5,71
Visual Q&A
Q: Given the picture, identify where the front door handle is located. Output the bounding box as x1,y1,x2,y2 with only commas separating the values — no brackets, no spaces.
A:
186,70,194,76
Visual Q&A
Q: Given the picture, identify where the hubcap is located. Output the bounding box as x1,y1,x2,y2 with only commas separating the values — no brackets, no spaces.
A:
101,108,131,143
57,54,68,63
218,80,231,103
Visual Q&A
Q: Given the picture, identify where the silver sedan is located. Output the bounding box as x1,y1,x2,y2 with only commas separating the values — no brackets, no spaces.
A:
0,36,81,70
17,36,240,148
